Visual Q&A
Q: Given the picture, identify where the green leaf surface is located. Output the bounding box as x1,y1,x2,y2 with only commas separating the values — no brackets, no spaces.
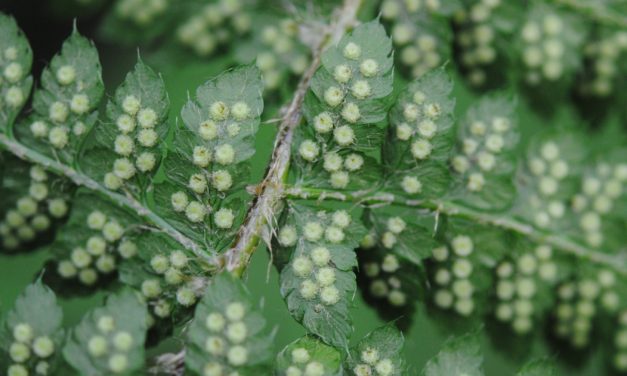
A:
0,13,33,132
185,273,274,375
275,335,342,376
516,357,558,376
422,332,484,376
62,289,147,376
346,324,405,375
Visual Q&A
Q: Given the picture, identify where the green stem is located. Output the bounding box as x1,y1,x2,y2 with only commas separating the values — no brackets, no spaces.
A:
0,133,213,264
285,186,627,275
551,0,627,28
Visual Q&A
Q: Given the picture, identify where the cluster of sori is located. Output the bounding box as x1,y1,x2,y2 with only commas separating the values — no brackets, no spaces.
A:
0,39,28,114
580,31,627,97
201,302,252,374
176,0,252,56
298,41,380,188
29,62,98,150
493,245,558,335
252,18,309,90
6,322,56,376
519,10,580,86
56,210,136,286
141,250,199,325
552,270,618,348
380,0,448,78
0,166,68,250
85,315,136,374
115,0,168,26
571,162,626,248
452,0,501,86
283,347,327,376
430,235,476,317
279,210,353,306
613,310,627,372
105,94,160,190
352,346,396,376
451,113,513,193
525,141,570,229
359,220,410,308
361,234,407,307
169,100,252,226
397,88,444,173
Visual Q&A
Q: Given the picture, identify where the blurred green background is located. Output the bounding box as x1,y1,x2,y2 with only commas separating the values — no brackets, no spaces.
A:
0,3,607,375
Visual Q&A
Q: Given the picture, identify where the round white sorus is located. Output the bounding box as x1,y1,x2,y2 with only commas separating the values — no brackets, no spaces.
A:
344,153,364,171
291,347,310,363
141,279,162,298
364,262,379,277
170,250,188,268
360,59,379,77
154,300,172,318
227,345,248,366
215,144,235,165
375,358,394,376
332,211,351,228
467,173,485,192
382,254,400,273
435,268,451,285
170,191,189,212
226,322,248,344
381,231,396,249
109,353,128,373
463,138,478,156
517,254,537,275
5,86,24,107
423,103,441,119
113,158,136,180
13,323,33,343
361,347,379,365
4,62,22,82
452,259,473,278
48,126,69,149
343,42,361,59
122,95,141,115
392,23,413,45
205,335,225,356
227,122,240,137
299,140,320,161
112,331,133,351
164,268,183,285
87,211,107,230
477,151,496,171
341,102,361,123
136,152,156,172
401,176,422,194
323,152,342,172
333,125,355,146
78,268,96,285
396,122,413,141
98,315,115,333
226,302,246,321
432,246,448,261
88,335,108,357
311,246,331,266
293,256,313,277
403,103,419,121
214,208,235,229
387,217,406,234
116,114,136,134
351,80,372,99
203,362,223,376
206,312,226,332
7,364,28,376
278,225,297,246
9,342,30,362
70,94,90,114
516,278,536,298
452,155,470,173
212,170,233,191
16,197,37,216
300,279,318,299
150,255,169,274
411,139,432,159
303,221,323,242
138,108,157,128
455,298,475,316
313,112,334,133
56,65,76,85
333,64,352,83
485,134,504,153
198,120,218,140
176,287,197,306
370,279,388,297
320,286,340,305
330,171,349,188
137,129,158,147
30,120,49,138
418,119,437,139
324,86,344,107
325,226,345,243
185,201,207,223
316,267,336,286
48,198,68,218
103,221,124,242
434,289,453,308
31,214,51,231
189,174,208,194
452,235,473,256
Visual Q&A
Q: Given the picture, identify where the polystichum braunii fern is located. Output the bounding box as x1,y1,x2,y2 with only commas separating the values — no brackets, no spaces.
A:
1,0,626,375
